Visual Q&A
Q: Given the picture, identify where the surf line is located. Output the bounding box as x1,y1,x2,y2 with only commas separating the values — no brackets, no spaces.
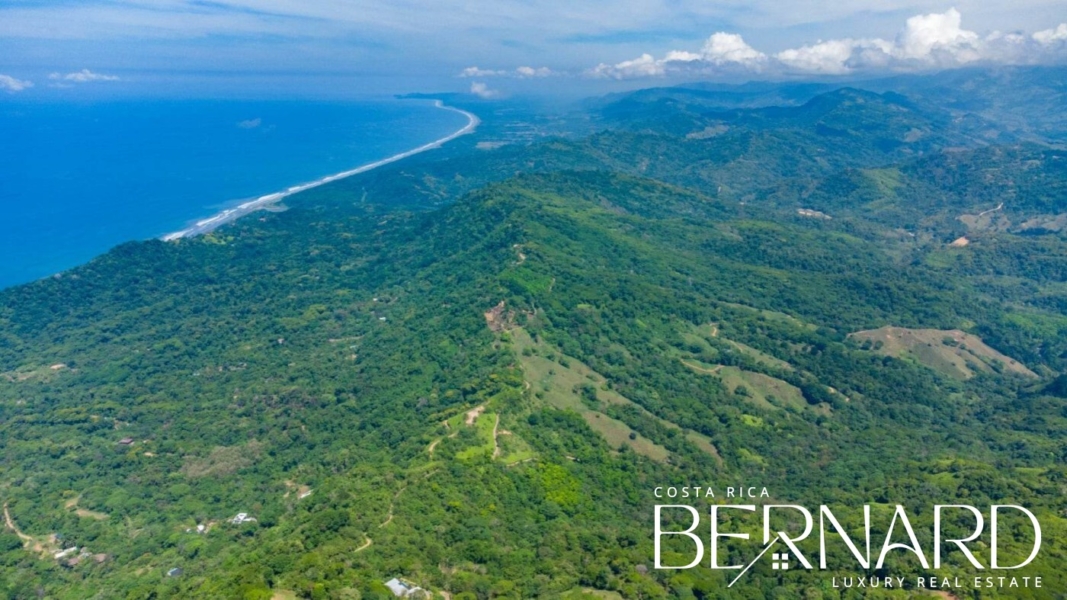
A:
162,101,479,241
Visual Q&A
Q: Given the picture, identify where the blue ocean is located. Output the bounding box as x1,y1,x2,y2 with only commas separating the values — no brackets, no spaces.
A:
0,99,468,289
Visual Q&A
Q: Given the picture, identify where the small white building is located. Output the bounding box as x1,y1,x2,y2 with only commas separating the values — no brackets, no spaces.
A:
384,578,425,598
54,547,78,560
231,513,257,525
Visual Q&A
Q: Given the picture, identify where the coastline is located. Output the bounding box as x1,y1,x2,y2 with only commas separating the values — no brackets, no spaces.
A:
161,101,479,241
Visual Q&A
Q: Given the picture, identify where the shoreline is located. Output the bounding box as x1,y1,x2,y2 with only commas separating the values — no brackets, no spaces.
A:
161,101,479,241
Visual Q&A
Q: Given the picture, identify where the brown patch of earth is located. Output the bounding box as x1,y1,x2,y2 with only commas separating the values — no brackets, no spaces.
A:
465,405,486,425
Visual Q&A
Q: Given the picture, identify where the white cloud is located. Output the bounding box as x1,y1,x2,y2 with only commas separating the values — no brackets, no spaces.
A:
2,2,1065,89
0,74,33,92
662,50,701,63
700,33,765,67
516,66,552,78
591,32,766,79
1034,23,1067,44
459,66,506,77
894,8,979,63
460,65,553,78
777,39,862,74
591,53,664,79
469,81,499,98
588,9,1067,79
236,118,262,129
777,38,898,74
49,68,120,83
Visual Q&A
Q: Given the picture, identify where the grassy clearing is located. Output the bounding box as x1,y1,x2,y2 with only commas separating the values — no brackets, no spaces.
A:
512,328,674,462
0,363,69,383
63,495,109,521
180,441,264,478
723,339,793,371
455,411,497,460
497,427,537,465
681,361,805,411
718,302,816,331
686,321,795,371
849,326,1036,380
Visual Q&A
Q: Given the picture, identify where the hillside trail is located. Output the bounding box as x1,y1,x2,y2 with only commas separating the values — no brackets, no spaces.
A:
977,202,1004,217
2,503,32,544
491,414,501,459
681,360,723,375
379,467,438,529
2,502,52,556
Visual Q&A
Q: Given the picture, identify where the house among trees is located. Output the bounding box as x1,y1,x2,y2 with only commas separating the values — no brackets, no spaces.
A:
118,437,134,445
384,578,425,598
230,512,256,525
53,547,78,560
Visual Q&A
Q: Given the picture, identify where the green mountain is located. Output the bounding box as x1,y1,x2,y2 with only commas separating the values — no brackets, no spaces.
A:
1,76,1066,599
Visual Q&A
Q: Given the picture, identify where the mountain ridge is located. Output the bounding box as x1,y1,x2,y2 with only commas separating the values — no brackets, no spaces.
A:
1,79,1066,598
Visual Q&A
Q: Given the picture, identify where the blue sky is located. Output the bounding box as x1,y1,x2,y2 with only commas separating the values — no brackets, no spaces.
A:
1,1,1066,97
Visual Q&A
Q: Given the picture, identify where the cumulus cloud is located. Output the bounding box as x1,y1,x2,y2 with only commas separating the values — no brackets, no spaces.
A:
592,32,765,79
776,40,858,74
592,53,664,79
777,38,893,74
896,8,979,61
1034,23,1067,45
588,8,1067,79
48,68,120,83
701,33,765,67
469,82,500,99
0,74,33,92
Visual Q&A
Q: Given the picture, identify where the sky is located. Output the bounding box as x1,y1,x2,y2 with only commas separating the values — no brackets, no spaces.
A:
1,1,1066,98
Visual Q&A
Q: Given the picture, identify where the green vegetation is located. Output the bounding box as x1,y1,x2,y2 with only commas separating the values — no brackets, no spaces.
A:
1,71,1067,598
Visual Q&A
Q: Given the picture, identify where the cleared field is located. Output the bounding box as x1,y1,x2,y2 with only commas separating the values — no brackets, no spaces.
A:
718,302,816,330
496,423,536,465
511,328,670,462
512,328,725,463
65,496,109,521
683,361,805,410
849,327,1036,380
688,322,794,371
724,340,794,371
454,409,498,460
1,363,69,383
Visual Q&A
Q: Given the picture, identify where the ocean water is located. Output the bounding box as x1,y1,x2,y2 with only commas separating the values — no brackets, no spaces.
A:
0,99,468,289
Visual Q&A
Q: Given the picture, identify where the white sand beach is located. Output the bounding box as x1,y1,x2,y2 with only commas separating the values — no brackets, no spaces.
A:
162,101,479,241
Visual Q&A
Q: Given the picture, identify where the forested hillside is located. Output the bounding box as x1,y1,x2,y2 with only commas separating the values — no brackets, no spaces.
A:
1,69,1066,599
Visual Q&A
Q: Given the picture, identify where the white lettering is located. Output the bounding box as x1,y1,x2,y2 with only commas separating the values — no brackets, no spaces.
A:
934,505,984,569
710,504,753,569
990,505,1041,569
